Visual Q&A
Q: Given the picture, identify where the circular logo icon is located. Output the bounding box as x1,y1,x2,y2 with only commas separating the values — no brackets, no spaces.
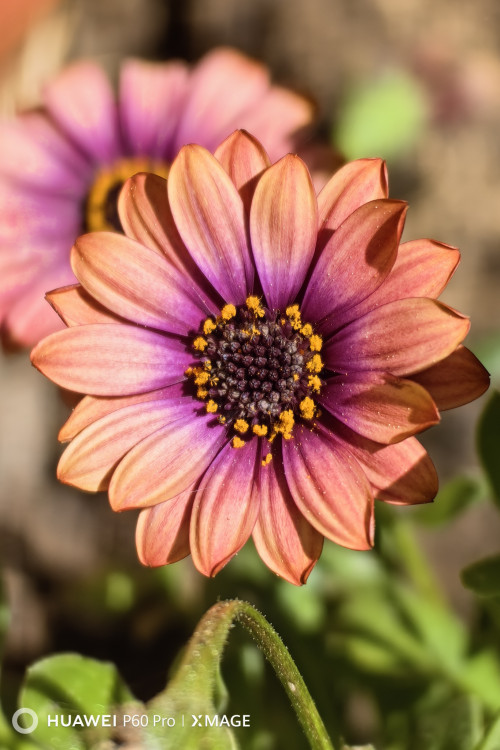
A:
12,708,38,734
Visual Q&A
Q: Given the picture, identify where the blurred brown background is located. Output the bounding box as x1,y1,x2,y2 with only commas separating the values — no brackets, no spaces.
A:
1,0,500,702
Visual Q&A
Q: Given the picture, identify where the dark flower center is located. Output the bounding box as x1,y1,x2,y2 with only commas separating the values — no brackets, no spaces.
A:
83,157,170,233
187,297,324,452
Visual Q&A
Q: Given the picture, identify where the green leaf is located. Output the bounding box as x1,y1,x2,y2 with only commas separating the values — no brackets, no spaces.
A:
477,391,500,506
410,476,485,526
459,652,500,711
19,653,136,750
334,70,428,161
461,554,500,597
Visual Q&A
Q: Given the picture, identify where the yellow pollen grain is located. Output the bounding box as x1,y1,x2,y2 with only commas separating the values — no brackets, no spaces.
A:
203,360,212,371
300,323,313,336
206,400,218,413
197,388,208,399
274,409,295,440
246,296,265,317
309,334,322,352
232,436,246,449
252,424,268,437
221,304,236,320
308,375,321,393
203,318,216,335
306,354,323,374
218,416,227,424
234,419,249,434
286,304,302,330
194,371,210,386
184,367,193,377
300,397,316,420
261,453,272,466
193,336,208,351
292,373,299,381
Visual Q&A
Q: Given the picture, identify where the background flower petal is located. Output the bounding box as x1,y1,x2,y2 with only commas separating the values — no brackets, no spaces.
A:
250,154,317,310
31,324,191,395
119,58,189,159
168,144,253,303
214,129,270,208
283,425,374,549
43,60,121,163
190,440,260,577
320,372,440,444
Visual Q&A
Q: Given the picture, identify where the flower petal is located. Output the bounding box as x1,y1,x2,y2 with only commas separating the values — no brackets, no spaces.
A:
250,154,318,310
109,413,227,510
0,112,92,195
47,284,123,327
168,144,253,303
119,58,189,159
324,298,470,376
302,200,406,326
172,48,269,153
334,239,460,330
319,373,440,444
136,490,194,566
410,345,490,410
190,440,260,577
59,386,176,442
43,61,121,163
333,422,438,505
58,391,192,491
231,85,314,162
252,446,323,585
31,324,191,395
318,158,388,233
71,232,218,335
214,129,270,207
282,425,374,549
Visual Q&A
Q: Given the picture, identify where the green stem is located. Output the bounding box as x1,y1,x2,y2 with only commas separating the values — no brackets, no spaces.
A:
167,599,335,750
390,519,445,607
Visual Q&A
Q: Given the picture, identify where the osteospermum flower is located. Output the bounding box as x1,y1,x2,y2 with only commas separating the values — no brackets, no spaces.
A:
0,48,316,347
31,130,489,585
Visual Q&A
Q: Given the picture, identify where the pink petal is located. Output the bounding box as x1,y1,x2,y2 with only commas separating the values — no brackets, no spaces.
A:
334,422,438,505
31,324,191,395
59,386,177,442
47,284,123,327
214,129,271,208
282,425,374,549
231,85,314,162
119,58,189,159
71,232,218,335
58,393,193,491
168,144,253,303
4,264,76,347
320,373,440,444
172,48,269,153
324,298,470,377
190,440,260,577
43,61,121,163
252,446,323,585
302,200,406,326
136,490,194,566
0,112,92,195
410,345,490,410
109,412,227,510
334,239,460,330
318,158,388,232
250,154,318,310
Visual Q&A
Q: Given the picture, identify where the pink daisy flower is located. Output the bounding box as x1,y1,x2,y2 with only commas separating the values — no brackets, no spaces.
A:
0,48,316,347
31,130,489,585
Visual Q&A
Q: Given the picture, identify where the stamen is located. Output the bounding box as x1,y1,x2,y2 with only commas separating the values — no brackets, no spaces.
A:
246,296,265,317
261,453,272,466
203,318,216,335
221,304,236,320
206,400,218,413
273,410,295,440
308,375,321,393
234,419,249,434
299,397,316,420
232,436,246,448
306,354,323,373
309,334,322,352
253,424,268,437
193,337,208,352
